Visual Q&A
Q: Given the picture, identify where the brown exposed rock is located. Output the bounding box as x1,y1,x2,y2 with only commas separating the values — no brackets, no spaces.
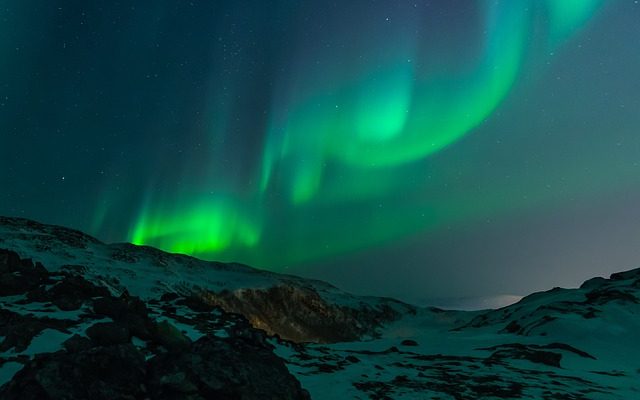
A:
197,285,405,343
153,320,192,353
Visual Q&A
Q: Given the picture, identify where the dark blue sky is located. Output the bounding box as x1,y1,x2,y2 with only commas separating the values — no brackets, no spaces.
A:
2,1,640,305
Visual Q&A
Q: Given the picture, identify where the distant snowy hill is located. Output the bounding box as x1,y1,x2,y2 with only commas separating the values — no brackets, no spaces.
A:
417,294,524,311
281,267,640,399
1,216,639,399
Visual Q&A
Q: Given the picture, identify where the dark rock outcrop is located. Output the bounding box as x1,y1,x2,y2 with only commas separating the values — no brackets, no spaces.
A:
479,342,596,368
0,249,49,296
153,319,192,353
93,294,156,340
0,344,147,400
2,335,311,400
0,308,75,353
86,322,131,346
147,335,310,400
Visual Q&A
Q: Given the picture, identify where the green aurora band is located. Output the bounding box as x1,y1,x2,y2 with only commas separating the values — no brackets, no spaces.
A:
128,0,604,270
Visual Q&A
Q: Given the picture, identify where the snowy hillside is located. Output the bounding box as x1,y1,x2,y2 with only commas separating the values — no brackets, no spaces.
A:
1,216,640,399
0,216,413,343
273,264,640,398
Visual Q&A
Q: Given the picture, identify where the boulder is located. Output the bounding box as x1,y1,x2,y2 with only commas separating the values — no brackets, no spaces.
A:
86,322,131,346
47,275,110,311
147,335,310,400
153,320,192,353
0,344,147,400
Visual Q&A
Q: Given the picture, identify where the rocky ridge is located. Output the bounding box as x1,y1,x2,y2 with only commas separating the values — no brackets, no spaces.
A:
0,216,413,343
2,216,640,399
0,248,310,399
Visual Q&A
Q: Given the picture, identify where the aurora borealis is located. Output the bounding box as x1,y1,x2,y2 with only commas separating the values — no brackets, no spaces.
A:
2,1,640,304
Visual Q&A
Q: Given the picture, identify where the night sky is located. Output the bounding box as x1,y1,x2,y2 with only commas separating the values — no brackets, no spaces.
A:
2,1,640,306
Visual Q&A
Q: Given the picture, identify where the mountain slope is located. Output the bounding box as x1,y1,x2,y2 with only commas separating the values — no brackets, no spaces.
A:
0,216,413,343
1,216,640,399
0,247,310,399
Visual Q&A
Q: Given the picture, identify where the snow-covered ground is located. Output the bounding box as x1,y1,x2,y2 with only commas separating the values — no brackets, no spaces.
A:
2,216,640,399
273,271,640,399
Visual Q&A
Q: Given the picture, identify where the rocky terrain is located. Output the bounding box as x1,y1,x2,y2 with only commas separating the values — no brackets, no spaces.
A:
273,264,640,398
1,216,640,399
0,248,309,399
0,216,412,343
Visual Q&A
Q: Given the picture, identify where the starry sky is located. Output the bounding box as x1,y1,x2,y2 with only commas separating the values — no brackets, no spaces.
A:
2,1,640,306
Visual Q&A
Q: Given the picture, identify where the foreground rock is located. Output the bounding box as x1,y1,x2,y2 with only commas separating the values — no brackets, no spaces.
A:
147,335,307,399
0,249,310,399
197,285,404,343
3,217,640,399
3,337,309,400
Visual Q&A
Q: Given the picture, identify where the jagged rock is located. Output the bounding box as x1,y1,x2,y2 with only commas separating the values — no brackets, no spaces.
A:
153,320,192,353
481,343,564,368
93,294,150,320
62,334,93,353
0,249,21,273
199,285,404,343
0,250,47,296
3,216,640,400
86,322,131,346
160,292,180,302
92,296,130,318
0,344,147,400
0,308,75,353
177,294,218,312
46,275,110,311
1,316,310,400
502,320,522,333
147,335,311,400
0,248,310,398
0,272,32,296
0,217,414,344
92,294,155,339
